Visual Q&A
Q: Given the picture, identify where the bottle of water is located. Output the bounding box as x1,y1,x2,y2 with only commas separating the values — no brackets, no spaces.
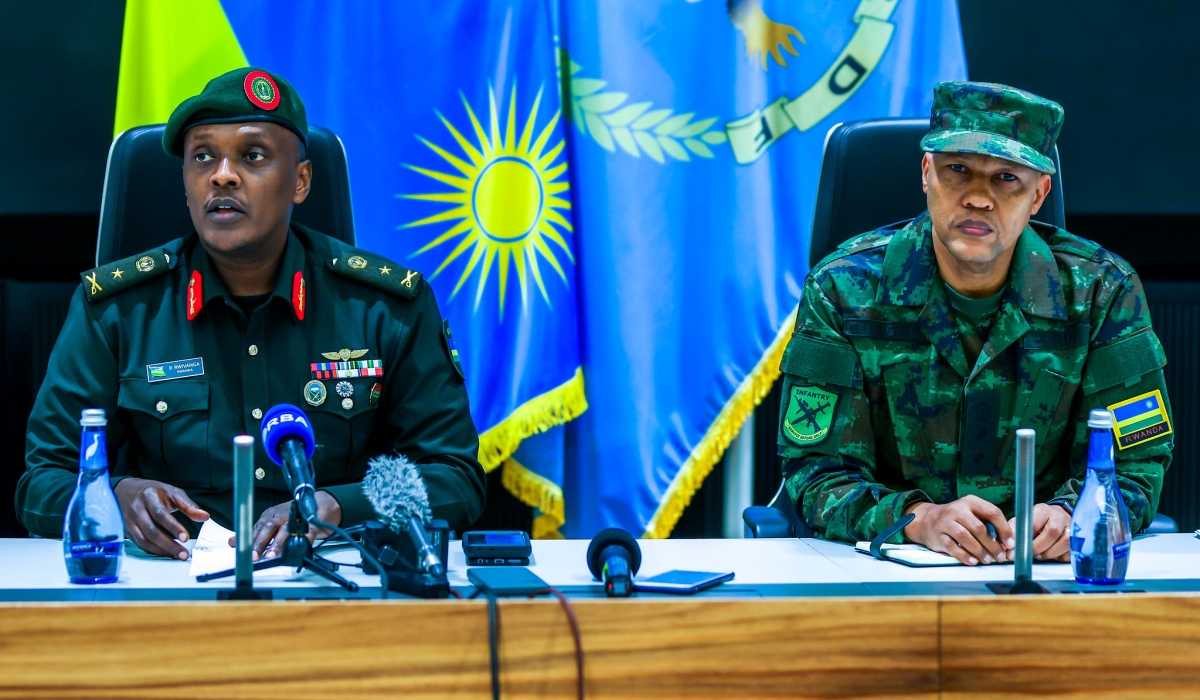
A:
63,409,124,584
1069,409,1132,584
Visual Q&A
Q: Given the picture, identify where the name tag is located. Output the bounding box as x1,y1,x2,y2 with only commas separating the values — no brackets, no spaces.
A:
146,358,205,382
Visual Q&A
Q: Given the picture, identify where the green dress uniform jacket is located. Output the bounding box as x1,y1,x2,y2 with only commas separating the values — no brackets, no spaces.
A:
17,225,485,538
779,212,1172,543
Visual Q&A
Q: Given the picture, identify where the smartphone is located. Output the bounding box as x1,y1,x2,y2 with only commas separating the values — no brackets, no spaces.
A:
467,566,548,596
633,570,735,594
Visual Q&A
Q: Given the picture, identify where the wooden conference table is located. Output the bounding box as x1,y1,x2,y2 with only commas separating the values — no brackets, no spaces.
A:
2,534,1200,698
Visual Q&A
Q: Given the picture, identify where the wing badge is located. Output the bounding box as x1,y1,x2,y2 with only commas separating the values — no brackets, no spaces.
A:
321,348,370,362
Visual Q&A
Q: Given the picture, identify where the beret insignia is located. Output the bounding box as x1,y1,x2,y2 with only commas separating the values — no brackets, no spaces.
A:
244,70,280,111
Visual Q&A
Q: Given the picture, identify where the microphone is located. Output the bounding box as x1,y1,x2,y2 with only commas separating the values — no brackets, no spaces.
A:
260,404,319,522
587,528,642,597
362,454,445,576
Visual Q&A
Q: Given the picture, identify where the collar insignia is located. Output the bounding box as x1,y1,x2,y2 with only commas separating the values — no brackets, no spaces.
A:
187,271,203,320
292,271,306,321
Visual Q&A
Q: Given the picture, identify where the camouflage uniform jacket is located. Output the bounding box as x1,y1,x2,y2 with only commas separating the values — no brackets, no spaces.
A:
779,212,1172,543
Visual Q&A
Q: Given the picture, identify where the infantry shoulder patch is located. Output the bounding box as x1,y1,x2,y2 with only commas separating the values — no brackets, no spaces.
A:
782,384,838,446
1108,389,1171,450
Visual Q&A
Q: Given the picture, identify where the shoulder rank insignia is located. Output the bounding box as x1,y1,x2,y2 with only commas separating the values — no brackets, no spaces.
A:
327,246,422,300
81,248,173,303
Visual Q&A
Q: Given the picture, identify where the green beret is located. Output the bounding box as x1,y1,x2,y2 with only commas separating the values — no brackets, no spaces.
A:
921,81,1064,174
162,67,308,158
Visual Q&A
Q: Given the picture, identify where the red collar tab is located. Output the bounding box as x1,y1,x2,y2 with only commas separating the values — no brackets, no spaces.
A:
292,271,306,320
187,271,203,321
244,71,280,110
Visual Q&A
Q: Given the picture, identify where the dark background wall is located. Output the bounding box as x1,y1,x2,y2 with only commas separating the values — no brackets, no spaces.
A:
1,1,1198,537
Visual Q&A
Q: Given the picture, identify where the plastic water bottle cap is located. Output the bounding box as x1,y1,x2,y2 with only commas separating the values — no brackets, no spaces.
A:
1087,408,1114,429
79,408,107,427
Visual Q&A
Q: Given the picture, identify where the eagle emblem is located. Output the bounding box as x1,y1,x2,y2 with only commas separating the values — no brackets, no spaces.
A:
322,348,369,362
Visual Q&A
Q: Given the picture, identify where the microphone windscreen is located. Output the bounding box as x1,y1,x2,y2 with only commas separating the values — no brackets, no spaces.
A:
587,527,642,579
362,454,433,532
260,404,315,465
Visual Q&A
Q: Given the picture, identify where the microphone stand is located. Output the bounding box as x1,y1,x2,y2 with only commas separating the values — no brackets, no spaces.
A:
988,428,1048,595
217,436,270,600
201,500,359,592
199,464,360,593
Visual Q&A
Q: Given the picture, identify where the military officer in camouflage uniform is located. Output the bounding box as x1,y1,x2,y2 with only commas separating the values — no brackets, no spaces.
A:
779,82,1171,565
17,68,485,560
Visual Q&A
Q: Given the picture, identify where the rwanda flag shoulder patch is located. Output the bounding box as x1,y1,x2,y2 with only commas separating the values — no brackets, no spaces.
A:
443,319,464,379
1108,389,1171,450
782,384,838,446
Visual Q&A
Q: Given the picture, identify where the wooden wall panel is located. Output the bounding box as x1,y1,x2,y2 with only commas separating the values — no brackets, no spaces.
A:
941,594,1200,699
0,601,491,699
497,598,940,700
0,597,939,700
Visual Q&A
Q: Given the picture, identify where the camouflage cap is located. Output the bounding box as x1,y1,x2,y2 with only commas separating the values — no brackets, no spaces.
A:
162,67,308,158
921,81,1064,174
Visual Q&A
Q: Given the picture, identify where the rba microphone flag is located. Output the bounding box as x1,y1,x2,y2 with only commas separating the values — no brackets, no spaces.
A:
114,0,964,538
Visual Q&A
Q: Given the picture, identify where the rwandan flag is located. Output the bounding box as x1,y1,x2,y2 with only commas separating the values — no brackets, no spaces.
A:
114,0,583,537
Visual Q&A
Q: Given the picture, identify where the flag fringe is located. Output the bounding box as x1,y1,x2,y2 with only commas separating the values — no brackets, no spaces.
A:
478,367,587,472
501,458,566,539
642,307,798,539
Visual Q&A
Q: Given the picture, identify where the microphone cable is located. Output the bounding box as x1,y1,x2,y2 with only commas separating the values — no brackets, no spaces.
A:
468,586,584,700
310,517,389,600
313,523,365,550
530,588,584,700
468,587,502,700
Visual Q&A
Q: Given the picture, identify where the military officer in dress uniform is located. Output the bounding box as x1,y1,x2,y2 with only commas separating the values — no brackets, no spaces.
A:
778,82,1172,565
17,68,485,561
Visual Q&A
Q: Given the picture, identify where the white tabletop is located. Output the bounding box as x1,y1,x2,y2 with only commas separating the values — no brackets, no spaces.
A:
3,534,1199,599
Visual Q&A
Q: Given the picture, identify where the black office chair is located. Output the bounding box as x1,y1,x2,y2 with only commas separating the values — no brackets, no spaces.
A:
743,117,1177,537
96,123,356,264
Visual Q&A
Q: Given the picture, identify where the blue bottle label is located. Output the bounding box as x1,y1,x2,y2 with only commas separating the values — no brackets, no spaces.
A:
67,541,123,556
1070,536,1085,553
1112,541,1131,559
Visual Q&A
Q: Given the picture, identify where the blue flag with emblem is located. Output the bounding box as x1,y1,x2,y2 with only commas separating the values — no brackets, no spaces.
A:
558,0,966,537
219,0,584,536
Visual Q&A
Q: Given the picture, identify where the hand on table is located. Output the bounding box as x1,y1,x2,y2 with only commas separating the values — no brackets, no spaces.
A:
903,495,1015,566
228,491,342,561
113,478,210,561
1007,504,1072,563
